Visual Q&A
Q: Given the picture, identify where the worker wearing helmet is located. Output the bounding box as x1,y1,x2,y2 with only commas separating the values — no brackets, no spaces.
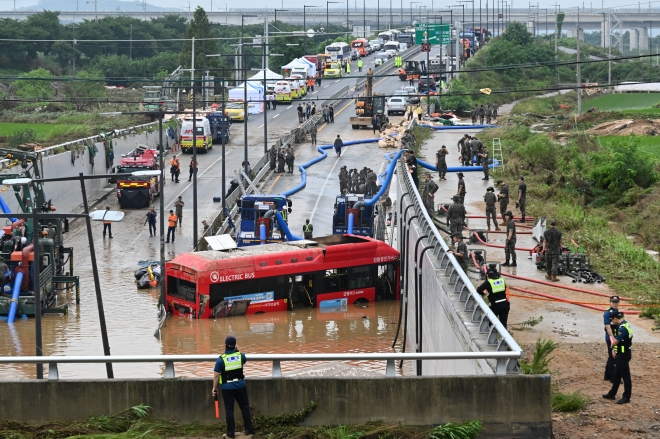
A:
476,263,510,329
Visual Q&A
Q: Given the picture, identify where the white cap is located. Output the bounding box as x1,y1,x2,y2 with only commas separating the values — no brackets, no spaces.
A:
21,237,27,244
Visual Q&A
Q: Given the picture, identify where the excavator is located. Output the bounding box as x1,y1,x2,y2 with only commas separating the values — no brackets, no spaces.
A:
350,68,389,130
398,60,422,81
0,148,79,317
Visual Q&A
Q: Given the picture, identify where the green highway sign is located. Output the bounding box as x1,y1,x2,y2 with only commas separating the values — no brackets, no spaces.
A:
415,23,450,45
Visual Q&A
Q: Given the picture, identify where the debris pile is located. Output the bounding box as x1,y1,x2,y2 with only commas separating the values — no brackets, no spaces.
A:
587,119,660,136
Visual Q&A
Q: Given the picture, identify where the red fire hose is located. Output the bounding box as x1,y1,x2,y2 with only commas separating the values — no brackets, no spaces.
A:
471,231,535,252
509,286,641,315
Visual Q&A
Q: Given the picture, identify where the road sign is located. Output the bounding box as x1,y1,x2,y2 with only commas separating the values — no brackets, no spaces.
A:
415,23,450,45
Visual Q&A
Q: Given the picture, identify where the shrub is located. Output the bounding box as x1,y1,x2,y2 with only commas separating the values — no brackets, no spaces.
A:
520,337,557,375
552,391,589,412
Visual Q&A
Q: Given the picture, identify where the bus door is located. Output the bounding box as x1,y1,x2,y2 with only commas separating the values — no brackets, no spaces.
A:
290,273,315,308
376,262,399,300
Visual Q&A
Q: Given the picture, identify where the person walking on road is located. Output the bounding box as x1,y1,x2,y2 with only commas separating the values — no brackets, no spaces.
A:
334,135,344,158
371,114,379,134
542,218,562,281
478,105,485,124
174,196,184,227
212,335,254,438
602,311,633,405
476,264,511,329
303,219,314,239
503,211,517,267
145,206,157,237
435,145,448,180
492,102,499,119
188,159,198,182
102,206,113,239
416,104,423,121
603,296,621,383
485,104,492,124
166,210,177,243
310,123,317,145
346,61,351,74
484,186,500,231
516,176,527,222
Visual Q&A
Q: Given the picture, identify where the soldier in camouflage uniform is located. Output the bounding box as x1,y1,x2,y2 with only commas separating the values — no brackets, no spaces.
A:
503,210,517,267
448,232,469,273
456,172,466,205
338,166,349,193
350,169,359,193
542,218,562,282
422,173,438,212
497,179,509,223
277,148,286,173
484,186,500,231
285,147,295,173
269,145,277,170
446,195,466,235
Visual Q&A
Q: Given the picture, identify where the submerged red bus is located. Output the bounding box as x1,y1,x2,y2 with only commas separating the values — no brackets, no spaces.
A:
165,235,400,319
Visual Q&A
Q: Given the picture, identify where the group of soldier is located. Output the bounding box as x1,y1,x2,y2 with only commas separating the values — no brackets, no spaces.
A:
400,129,417,151
470,103,498,125
268,144,296,174
338,166,378,195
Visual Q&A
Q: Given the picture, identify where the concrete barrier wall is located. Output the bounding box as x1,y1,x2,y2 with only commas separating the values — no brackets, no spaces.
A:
0,376,552,438
0,129,165,216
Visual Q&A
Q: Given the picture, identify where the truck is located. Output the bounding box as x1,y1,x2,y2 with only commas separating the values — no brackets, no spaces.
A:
332,194,375,237
398,60,422,81
206,112,231,144
350,69,389,130
0,148,79,317
236,194,293,247
115,145,161,209
140,66,184,115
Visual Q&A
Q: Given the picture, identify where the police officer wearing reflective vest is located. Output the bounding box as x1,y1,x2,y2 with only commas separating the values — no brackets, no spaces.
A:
213,336,254,438
476,263,511,329
602,311,633,404
603,295,621,382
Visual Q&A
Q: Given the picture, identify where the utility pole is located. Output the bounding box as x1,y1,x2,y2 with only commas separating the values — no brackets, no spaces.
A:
130,24,133,59
576,21,582,116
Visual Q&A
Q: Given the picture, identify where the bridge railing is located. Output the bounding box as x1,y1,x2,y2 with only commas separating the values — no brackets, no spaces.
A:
0,351,522,381
398,128,522,374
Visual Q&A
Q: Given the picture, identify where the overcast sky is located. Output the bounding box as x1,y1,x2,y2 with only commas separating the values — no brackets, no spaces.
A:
9,0,660,13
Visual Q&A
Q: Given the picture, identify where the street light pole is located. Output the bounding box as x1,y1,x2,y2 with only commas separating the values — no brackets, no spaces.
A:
303,6,318,55
327,2,339,34
275,8,288,25
410,1,420,25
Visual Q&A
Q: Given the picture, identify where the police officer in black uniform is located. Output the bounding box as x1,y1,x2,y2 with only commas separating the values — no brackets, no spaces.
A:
212,336,254,438
603,296,621,382
602,311,633,404
476,263,511,329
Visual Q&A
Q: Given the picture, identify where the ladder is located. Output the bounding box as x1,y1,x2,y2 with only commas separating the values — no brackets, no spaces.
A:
492,138,503,169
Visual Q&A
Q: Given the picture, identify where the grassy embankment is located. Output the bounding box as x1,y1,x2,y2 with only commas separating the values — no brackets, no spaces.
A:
483,108,660,324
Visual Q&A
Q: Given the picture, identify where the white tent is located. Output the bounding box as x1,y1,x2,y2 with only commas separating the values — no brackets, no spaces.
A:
247,68,283,82
280,58,317,78
228,81,264,115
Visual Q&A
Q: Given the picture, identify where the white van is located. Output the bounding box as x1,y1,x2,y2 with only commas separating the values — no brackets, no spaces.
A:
286,77,303,99
383,41,400,53
180,117,212,153
273,80,292,102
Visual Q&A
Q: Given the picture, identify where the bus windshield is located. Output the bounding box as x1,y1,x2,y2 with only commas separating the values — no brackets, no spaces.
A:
326,46,340,52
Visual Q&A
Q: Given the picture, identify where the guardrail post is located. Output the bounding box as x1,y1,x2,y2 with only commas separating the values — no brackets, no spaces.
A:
164,361,175,378
272,360,282,378
385,359,396,377
48,362,59,380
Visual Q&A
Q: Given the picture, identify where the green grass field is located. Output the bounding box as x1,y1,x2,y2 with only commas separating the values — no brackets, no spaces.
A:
598,135,660,158
0,122,79,138
586,93,660,111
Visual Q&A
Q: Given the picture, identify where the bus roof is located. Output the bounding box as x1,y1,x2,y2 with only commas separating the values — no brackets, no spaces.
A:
167,235,399,282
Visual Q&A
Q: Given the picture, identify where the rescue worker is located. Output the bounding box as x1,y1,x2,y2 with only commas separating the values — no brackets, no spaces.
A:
366,169,378,195
188,158,198,182
212,335,254,438
307,77,315,92
422,173,438,212
478,147,489,180
476,263,511,329
516,176,527,223
456,172,466,205
471,136,483,166
357,58,363,72
447,195,466,235
470,105,477,124
277,147,286,173
166,210,177,243
169,155,179,181
503,210,517,267
492,102,499,119
603,296,621,383
484,186,500,231
416,104,423,121
447,232,468,273
457,134,469,166
436,145,448,180
269,145,277,170
310,122,318,145
542,218,562,282
174,196,185,227
285,146,295,173
334,135,343,158
602,311,632,404
303,219,314,239
102,206,113,239
406,104,413,121
0,259,9,292
339,166,349,193
485,103,492,124
496,179,509,222
478,104,485,124
145,206,157,237
346,61,351,74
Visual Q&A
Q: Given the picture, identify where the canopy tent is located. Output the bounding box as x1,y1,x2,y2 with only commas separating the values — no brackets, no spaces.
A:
247,69,283,82
280,58,317,78
228,81,264,115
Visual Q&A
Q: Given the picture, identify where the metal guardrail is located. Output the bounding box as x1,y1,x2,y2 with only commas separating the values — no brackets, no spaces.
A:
354,45,423,92
0,352,523,381
399,125,523,374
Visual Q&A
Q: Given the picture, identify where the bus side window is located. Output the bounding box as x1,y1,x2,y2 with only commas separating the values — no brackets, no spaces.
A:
348,266,372,289
323,268,348,292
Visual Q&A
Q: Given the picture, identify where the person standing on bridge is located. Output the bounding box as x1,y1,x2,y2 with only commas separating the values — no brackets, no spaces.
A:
334,135,344,158
213,335,255,438
357,58,363,72
476,263,511,329
303,219,314,239
269,145,277,170
322,105,328,123
297,103,304,123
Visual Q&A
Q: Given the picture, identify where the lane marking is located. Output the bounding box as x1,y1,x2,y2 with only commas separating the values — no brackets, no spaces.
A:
287,105,292,109
323,85,329,88
266,174,282,193
258,124,264,128
272,114,280,118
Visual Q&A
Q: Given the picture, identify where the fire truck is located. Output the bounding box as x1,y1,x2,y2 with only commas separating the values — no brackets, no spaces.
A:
115,145,161,209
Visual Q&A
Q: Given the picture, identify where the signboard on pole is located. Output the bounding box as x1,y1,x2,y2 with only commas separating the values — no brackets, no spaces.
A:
415,23,450,45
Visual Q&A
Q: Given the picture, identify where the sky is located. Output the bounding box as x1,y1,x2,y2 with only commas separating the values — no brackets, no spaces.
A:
7,0,660,12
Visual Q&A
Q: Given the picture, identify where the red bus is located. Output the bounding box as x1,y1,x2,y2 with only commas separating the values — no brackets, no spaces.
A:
165,235,400,319
351,38,369,57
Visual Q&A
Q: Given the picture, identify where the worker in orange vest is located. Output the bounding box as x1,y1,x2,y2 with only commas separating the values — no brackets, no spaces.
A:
166,209,178,243
307,77,315,92
103,206,113,239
